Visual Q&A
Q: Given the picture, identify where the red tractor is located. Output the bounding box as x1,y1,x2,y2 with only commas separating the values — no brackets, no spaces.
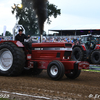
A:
0,40,89,80
71,34,100,64
0,25,89,80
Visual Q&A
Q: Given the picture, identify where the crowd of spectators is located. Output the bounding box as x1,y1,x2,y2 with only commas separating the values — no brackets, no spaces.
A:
37,36,81,44
0,36,81,44
0,36,13,40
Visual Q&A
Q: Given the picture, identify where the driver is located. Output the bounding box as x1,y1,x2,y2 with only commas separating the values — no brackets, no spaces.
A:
15,28,31,53
15,28,28,42
85,37,90,49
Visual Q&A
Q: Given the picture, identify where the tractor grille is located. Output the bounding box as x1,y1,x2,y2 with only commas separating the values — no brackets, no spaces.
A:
64,51,71,59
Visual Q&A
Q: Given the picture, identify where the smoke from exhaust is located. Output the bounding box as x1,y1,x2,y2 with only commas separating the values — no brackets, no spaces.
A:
32,0,47,36
24,0,47,42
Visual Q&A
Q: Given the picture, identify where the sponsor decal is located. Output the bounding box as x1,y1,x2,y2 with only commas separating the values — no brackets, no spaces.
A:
79,62,89,66
39,61,46,68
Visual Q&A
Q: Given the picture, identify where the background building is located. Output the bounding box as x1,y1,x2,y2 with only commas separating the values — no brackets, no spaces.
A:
49,29,100,36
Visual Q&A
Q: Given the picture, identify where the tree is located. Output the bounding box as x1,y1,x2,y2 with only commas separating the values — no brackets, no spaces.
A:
11,0,61,36
2,31,12,36
47,2,61,24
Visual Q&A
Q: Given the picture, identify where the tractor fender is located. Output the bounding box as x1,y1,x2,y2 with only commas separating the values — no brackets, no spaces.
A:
0,41,24,47
14,41,24,47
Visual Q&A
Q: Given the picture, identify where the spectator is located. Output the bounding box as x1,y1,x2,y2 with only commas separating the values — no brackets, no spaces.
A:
42,37,46,42
96,38,99,44
27,35,30,39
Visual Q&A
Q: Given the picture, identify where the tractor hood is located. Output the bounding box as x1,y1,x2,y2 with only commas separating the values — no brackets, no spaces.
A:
32,42,72,48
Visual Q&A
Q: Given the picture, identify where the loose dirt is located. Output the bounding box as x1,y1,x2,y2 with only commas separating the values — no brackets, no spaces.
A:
0,70,100,100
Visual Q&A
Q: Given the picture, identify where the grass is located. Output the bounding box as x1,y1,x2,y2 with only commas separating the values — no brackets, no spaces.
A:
90,66,100,68
90,67,100,68
0,98,15,100
82,69,100,72
0,98,10,100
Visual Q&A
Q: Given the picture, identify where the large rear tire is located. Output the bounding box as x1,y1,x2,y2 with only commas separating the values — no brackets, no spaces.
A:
65,70,81,79
90,50,100,64
0,42,25,76
47,60,65,80
71,47,84,61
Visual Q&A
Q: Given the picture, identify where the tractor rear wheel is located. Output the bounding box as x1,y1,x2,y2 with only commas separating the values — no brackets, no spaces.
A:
0,42,25,76
90,50,100,64
71,47,84,61
65,69,81,79
47,60,65,80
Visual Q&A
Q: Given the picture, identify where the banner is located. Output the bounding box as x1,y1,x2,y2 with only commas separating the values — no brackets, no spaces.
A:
3,26,6,36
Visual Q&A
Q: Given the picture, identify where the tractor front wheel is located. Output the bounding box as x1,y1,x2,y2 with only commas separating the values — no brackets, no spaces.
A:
47,60,65,80
65,69,81,79
90,50,100,64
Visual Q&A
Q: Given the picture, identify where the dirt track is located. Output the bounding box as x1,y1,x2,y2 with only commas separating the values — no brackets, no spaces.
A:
0,70,100,100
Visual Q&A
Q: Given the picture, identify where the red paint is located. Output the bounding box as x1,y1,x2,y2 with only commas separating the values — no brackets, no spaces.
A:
28,61,34,68
78,61,89,69
0,41,89,73
0,41,24,47
27,54,32,60
32,42,72,48
81,44,86,51
31,50,65,60
95,44,100,50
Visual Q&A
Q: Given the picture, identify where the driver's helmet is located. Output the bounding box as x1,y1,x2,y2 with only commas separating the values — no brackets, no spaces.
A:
18,27,23,32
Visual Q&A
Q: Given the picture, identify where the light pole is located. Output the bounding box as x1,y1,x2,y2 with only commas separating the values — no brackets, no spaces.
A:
12,4,23,9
